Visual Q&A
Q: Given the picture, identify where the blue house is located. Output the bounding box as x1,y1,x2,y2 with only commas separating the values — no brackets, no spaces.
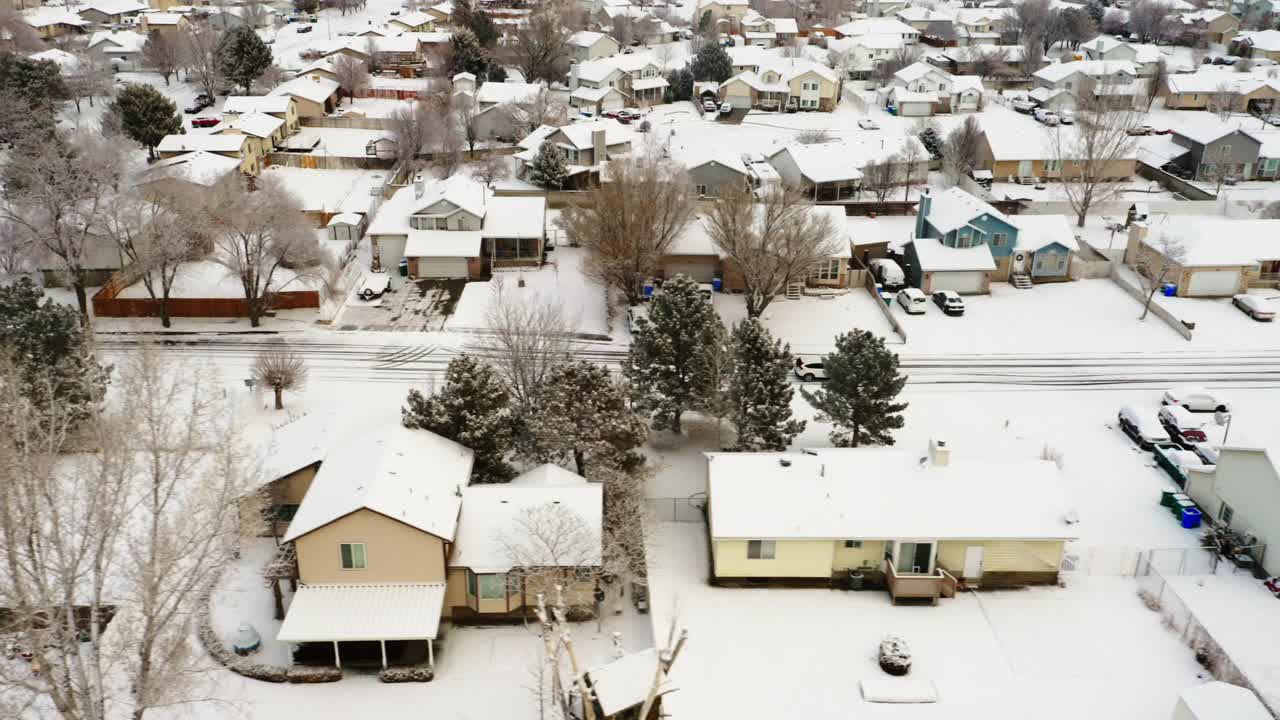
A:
903,188,1077,294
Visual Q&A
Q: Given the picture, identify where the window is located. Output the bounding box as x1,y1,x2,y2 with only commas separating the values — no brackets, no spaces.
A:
1219,503,1234,526
478,573,507,599
747,540,776,559
895,541,933,574
1045,159,1062,172
273,504,299,521
844,540,863,549
467,569,477,596
339,543,367,570
810,258,840,281
956,231,971,248
1266,158,1280,176
991,233,1008,247
1221,144,1232,156
695,183,708,195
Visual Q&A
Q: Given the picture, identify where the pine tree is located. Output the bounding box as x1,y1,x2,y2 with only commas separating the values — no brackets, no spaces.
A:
729,319,805,451
1085,0,1105,27
448,28,491,78
800,330,908,448
401,355,517,482
525,360,647,477
625,275,725,434
528,140,569,189
215,25,273,95
689,43,733,83
918,126,942,160
111,83,182,161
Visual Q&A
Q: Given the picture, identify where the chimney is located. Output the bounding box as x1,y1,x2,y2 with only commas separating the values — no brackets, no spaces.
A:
592,128,606,166
1124,221,1148,266
928,438,949,467
569,63,581,90
413,173,425,198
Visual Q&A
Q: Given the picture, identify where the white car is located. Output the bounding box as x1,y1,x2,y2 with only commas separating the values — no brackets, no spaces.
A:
702,100,718,114
719,101,732,114
1057,110,1075,124
896,288,927,314
858,118,879,130
794,357,827,382
1011,98,1036,113
626,305,649,332
1162,387,1230,413
1118,405,1171,449
357,271,391,300
1233,294,1276,321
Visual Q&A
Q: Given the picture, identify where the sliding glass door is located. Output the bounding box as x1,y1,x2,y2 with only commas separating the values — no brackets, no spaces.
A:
895,542,935,574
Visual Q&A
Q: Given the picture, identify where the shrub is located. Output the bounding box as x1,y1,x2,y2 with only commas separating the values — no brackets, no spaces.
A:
878,634,911,676
379,666,435,683
287,666,342,683
237,663,289,683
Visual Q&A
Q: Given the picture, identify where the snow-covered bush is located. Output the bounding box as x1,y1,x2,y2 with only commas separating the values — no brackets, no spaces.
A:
379,666,434,683
878,634,911,676
238,664,289,683
195,581,290,683
286,666,342,683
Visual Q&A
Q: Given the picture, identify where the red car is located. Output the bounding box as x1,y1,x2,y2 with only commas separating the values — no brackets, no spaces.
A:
191,116,221,128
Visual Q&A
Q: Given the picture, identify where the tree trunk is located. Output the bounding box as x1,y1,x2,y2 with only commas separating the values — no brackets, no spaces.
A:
1076,208,1087,228
573,449,585,476
159,299,171,328
671,409,682,434
272,579,285,620
73,281,90,325
273,386,283,410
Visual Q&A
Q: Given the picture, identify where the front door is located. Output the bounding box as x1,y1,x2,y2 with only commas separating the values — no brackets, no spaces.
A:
963,546,985,580
1012,251,1028,274
1017,160,1032,177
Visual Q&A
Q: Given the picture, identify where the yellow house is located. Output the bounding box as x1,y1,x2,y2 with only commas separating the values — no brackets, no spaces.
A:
706,442,1076,604
223,94,300,135
268,74,342,117
24,7,90,38
389,9,435,32
156,133,263,176
696,0,749,30
275,427,602,671
216,112,286,153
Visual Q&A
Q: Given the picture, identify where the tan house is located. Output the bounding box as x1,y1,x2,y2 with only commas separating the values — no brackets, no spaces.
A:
274,426,602,670
157,133,263,176
425,0,453,26
215,112,285,155
223,94,300,135
77,0,148,26
137,11,189,35
720,59,841,112
976,120,1137,182
24,7,90,38
705,442,1077,603
695,0,749,31
514,121,635,189
1178,9,1240,45
1123,218,1280,297
1163,73,1280,112
268,74,341,117
568,30,622,62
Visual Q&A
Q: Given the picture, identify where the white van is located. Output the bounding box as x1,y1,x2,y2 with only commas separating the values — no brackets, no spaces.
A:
896,288,928,314
869,258,905,290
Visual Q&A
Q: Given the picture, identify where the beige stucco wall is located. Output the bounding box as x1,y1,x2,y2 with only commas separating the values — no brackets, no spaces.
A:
831,540,886,571
936,539,1065,574
713,539,835,578
295,508,447,584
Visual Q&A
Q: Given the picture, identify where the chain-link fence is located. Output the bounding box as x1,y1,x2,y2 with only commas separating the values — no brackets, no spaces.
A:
646,496,706,524
1136,567,1253,693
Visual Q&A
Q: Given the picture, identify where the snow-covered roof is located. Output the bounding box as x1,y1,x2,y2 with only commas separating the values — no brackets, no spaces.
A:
1169,114,1264,146
23,6,89,27
451,465,601,573
88,29,147,52
477,81,542,105
140,12,184,25
327,211,362,227
706,447,1075,540
1141,217,1280,267
1033,59,1136,83
888,87,936,103
770,143,863,183
682,147,749,176
1239,29,1280,52
79,0,148,15
410,174,488,217
980,118,1136,162
1178,682,1271,720
1166,72,1280,96
269,75,341,104
555,120,634,150
570,85,621,103
222,111,283,139
1137,134,1191,168
30,48,78,69
588,649,668,717
896,5,951,22
835,17,918,37
1010,214,1079,253
258,411,336,482
137,150,241,187
157,134,248,154
574,57,628,84
223,94,294,114
392,9,433,26
894,61,946,84
404,229,483,257
632,76,669,91
430,0,453,15
910,237,997,272
941,44,1024,62
669,207,848,257
1180,8,1231,24
568,30,616,48
276,583,446,642
482,196,546,239
281,425,474,543
923,187,1008,234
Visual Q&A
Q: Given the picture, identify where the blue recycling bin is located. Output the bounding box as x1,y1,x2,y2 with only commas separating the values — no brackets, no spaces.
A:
711,277,723,292
1163,283,1177,297
1180,507,1202,529
643,283,655,298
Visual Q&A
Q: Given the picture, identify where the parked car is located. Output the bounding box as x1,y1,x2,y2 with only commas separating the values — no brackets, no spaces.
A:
1266,115,1280,127
1158,405,1209,444
869,258,905,290
1032,107,1052,122
357,271,392,300
1162,386,1229,413
794,357,827,382
702,100,718,113
857,118,879,130
1126,125,1154,136
1233,294,1276,321
719,101,732,114
931,290,965,316
296,24,313,32
1118,405,1172,449
1057,109,1075,124
896,288,927,314
1011,98,1035,113
183,95,213,114
616,108,641,120
191,116,221,128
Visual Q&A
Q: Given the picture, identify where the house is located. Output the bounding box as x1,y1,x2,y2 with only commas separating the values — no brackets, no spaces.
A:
952,8,1002,46
894,5,952,34
1232,30,1280,63
87,30,147,69
367,174,547,278
275,427,602,670
694,0,750,31
880,61,982,115
1123,218,1280,297
827,34,906,80
23,7,90,38
156,134,263,175
76,0,147,26
1182,446,1280,578
137,11,188,34
223,94,299,135
1173,682,1272,720
704,442,1076,601
425,0,453,25
1032,60,1142,108
135,150,241,200
204,5,270,30
1176,9,1239,45
834,17,919,44
568,54,669,111
683,147,749,197
389,9,435,32
216,112,286,154
719,58,841,111
1231,0,1274,26
1163,72,1280,112
568,30,621,62
269,74,341,117
933,45,1035,77
767,135,929,201
739,11,798,48
1163,117,1265,182
476,81,542,110
975,119,1137,182
1080,36,1169,77
323,35,422,68
514,122,635,188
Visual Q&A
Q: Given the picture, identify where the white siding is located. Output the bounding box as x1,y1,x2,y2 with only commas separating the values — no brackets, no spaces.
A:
1211,448,1280,577
1186,269,1242,297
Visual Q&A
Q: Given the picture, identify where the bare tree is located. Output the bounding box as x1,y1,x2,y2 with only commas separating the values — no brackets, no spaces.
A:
1020,31,1046,76
870,44,921,86
205,176,328,327
386,99,434,168
1198,143,1236,195
941,113,982,183
0,9,45,51
432,95,465,177
559,157,699,305
1001,0,1053,43
144,33,184,85
1128,0,1174,43
0,132,123,323
181,24,223,101
67,49,113,112
970,46,1009,78
455,93,482,157
1207,82,1243,120
496,87,570,136
471,154,510,185
795,128,832,144
0,218,37,276
331,54,368,105
480,278,576,410
860,154,901,202
704,186,842,317
251,343,308,409
1134,234,1187,319
97,191,204,328
504,0,572,83
899,138,923,201
1050,99,1137,228
499,502,601,612
1146,58,1167,110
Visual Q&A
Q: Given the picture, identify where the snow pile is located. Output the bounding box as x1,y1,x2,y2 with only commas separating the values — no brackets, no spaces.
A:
878,634,912,676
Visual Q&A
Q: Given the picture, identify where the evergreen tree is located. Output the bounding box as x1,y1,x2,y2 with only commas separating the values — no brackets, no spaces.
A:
918,126,942,160
401,355,517,482
448,28,491,78
525,360,647,477
528,140,569,189
112,83,182,161
215,25,273,95
1085,0,1105,27
800,330,908,447
698,9,712,32
0,277,109,427
453,0,499,46
665,66,694,102
729,319,805,451
0,52,70,112
625,275,725,434
689,43,733,83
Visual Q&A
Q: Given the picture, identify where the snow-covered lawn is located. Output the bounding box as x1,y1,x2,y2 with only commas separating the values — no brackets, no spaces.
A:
447,247,610,338
647,523,1206,720
714,289,898,355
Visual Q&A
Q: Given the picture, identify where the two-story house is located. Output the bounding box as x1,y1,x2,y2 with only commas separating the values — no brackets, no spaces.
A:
1176,9,1239,45
828,34,906,80
156,133,263,176
953,8,1002,46
695,0,750,32
215,112,285,154
720,58,841,111
514,122,635,188
880,61,982,115
740,11,798,48
268,74,341,117
87,29,147,70
904,187,1077,293
895,6,952,34
568,54,669,112
1080,36,1170,77
366,174,547,278
1032,60,1141,109
223,95,299,136
1166,120,1265,183
1234,29,1280,63
568,30,622,62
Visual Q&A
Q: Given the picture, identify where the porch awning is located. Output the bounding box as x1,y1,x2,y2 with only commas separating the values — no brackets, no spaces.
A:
277,583,446,643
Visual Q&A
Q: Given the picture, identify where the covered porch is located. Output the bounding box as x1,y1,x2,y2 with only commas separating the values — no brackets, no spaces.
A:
277,582,445,670
883,540,958,605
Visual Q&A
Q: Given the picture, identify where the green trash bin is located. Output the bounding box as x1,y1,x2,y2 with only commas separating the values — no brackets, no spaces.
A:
1172,498,1196,518
1160,490,1177,508
847,572,865,591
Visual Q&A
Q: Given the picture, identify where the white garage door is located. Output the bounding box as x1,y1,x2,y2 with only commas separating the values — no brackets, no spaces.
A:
417,257,469,279
930,271,986,294
1186,270,1241,297
666,261,716,283
600,94,625,112
725,88,752,108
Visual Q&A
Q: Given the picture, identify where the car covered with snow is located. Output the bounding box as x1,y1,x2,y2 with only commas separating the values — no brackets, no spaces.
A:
869,258,905,290
357,271,391,300
932,290,965,316
1118,405,1171,449
1157,405,1209,444
1161,387,1229,413
896,288,927,314
857,118,879,130
1232,294,1275,321
702,100,718,114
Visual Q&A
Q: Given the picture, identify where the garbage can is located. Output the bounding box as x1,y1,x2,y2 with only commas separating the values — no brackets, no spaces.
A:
1180,507,1203,529
1172,498,1196,518
1160,490,1180,508
847,572,865,591
1163,283,1177,297
711,277,723,292
643,283,655,299
398,258,409,277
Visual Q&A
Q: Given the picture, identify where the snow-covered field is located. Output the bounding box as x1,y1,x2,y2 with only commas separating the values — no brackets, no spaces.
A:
446,246,610,338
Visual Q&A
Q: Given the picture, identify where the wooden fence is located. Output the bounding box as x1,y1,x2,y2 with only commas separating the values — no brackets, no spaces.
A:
92,273,320,319
266,152,396,170
300,116,393,130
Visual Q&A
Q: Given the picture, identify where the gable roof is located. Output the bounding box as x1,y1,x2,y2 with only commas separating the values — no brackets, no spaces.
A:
157,134,249,154
222,111,284,139
588,649,669,717
568,30,617,48
477,81,542,105
88,30,148,52
223,94,295,114
79,0,147,15
24,7,90,28
1239,29,1280,52
1010,214,1079,253
910,236,997,271
923,187,1009,234
1033,59,1137,83
136,149,241,187
835,17,918,37
409,173,488,217
282,425,474,543
269,75,341,104
392,9,434,26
